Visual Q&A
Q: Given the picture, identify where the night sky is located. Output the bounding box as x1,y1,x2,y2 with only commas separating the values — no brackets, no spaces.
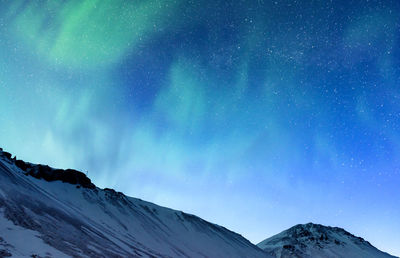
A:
1,0,400,255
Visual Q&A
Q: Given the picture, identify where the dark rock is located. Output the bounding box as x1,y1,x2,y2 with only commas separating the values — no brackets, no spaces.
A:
283,244,295,251
104,188,125,199
59,169,95,189
30,165,56,181
104,188,130,206
2,152,12,160
320,233,328,241
0,249,12,257
27,165,95,189
15,159,31,171
0,148,96,189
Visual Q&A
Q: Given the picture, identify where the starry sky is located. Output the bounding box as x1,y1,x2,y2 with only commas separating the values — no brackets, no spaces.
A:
1,0,400,255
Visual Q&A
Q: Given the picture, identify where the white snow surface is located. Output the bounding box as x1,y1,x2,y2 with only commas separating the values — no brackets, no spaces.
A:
257,223,397,258
0,149,397,258
0,209,70,257
0,151,268,257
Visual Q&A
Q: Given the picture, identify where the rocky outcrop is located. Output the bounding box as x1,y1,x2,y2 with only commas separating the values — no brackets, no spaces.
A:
257,223,397,258
0,149,95,189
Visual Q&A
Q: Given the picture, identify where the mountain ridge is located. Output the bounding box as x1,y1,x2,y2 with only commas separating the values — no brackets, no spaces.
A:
0,148,397,257
0,148,268,257
257,222,397,258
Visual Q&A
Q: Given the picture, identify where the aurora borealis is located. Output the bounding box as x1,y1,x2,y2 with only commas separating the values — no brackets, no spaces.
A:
0,0,400,255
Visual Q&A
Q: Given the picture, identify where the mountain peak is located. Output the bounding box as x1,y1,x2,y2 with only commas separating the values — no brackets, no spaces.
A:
283,222,368,242
258,223,396,258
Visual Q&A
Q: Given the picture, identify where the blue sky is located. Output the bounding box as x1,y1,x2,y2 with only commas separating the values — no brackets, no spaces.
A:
1,0,400,255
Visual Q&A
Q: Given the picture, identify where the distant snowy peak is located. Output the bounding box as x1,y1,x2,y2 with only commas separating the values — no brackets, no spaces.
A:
259,222,371,249
258,223,397,258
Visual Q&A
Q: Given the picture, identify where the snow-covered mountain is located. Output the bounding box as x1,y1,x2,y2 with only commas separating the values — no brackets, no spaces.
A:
257,223,397,258
0,148,397,258
0,148,268,257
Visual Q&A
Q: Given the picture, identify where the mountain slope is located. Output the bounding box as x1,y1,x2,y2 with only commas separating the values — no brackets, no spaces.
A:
0,149,268,257
0,148,397,258
257,223,397,258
